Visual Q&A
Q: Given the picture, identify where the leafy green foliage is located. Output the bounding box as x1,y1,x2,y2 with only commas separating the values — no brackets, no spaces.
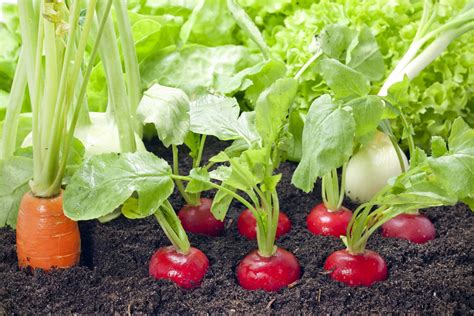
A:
140,45,263,96
264,0,473,150
137,83,190,147
427,118,474,199
0,156,33,228
255,78,297,145
64,152,174,220
292,95,355,192
319,58,370,98
189,94,258,143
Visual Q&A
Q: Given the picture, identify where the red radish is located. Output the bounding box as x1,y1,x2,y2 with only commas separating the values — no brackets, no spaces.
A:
324,249,387,286
307,203,352,237
381,213,436,243
178,198,225,237
149,246,209,289
237,209,291,239
237,247,301,291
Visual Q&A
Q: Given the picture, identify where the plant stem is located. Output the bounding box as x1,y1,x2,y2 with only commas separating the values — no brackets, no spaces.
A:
322,168,344,211
96,1,137,153
0,49,27,159
172,145,198,206
38,0,85,196
53,0,112,190
154,201,190,254
113,1,142,135
171,174,258,215
294,50,322,81
194,135,207,168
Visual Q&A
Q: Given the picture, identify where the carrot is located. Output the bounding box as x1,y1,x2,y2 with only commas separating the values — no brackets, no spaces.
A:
16,190,81,270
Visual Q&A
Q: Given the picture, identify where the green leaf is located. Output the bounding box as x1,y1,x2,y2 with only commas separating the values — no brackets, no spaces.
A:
226,0,271,57
137,83,190,147
180,0,236,46
319,58,370,98
64,152,174,220
346,96,385,144
430,136,448,158
121,197,141,219
244,60,287,107
292,95,355,192
211,185,235,220
261,174,282,192
189,94,259,143
186,168,213,193
319,24,355,60
345,25,385,81
428,118,474,199
0,113,32,150
140,44,262,96
462,196,474,211
0,156,33,228
255,78,297,145
214,60,286,97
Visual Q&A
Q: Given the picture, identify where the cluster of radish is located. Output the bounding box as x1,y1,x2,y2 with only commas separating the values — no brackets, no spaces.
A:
3,0,472,296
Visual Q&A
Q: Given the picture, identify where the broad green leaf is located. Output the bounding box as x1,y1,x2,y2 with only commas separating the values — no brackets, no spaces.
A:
211,185,235,220
462,196,474,211
0,156,33,228
255,78,297,145
292,95,355,192
226,0,271,57
140,44,262,96
0,113,32,151
346,96,384,144
137,83,190,147
186,168,213,193
319,58,370,98
180,0,236,46
64,152,174,220
179,0,205,45
428,118,474,198
189,94,259,143
121,197,141,219
378,182,457,210
214,60,286,97
261,174,282,193
319,24,354,60
346,25,385,81
431,136,448,157
243,60,287,107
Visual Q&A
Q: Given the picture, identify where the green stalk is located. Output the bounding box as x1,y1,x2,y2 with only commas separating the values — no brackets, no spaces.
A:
154,201,191,254
294,50,323,81
171,174,258,215
172,145,198,206
53,0,112,189
322,168,345,211
0,49,27,159
113,1,142,135
95,1,137,153
194,135,207,168
17,0,39,97
36,0,95,196
29,2,45,190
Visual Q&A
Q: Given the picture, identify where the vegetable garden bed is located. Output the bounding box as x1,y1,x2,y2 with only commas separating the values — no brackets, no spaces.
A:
0,139,472,314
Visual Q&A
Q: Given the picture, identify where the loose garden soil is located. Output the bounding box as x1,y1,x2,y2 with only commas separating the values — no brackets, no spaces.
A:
1,138,473,314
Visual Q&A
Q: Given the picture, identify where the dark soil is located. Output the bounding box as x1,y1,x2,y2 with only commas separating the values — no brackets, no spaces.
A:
1,138,473,314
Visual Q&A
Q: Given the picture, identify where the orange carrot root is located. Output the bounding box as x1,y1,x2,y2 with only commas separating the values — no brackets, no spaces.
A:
16,190,81,270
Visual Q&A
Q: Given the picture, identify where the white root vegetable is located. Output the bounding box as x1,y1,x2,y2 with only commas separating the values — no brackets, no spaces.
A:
345,132,408,203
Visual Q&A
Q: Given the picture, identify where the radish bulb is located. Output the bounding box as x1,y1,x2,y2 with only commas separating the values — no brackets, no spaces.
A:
345,132,408,203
